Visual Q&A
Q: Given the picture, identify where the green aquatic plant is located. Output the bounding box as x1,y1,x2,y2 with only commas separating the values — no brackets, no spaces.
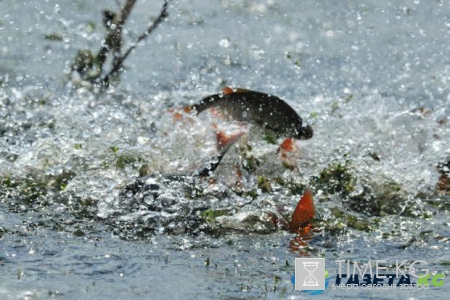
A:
238,141,259,173
310,161,430,218
0,227,8,239
312,161,356,195
0,170,78,214
312,207,381,234
240,189,258,199
110,146,147,170
276,177,307,196
257,176,272,193
344,178,424,217
263,130,278,145
200,209,230,223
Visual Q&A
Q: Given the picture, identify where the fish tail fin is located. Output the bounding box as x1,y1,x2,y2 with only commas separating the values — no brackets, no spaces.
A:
289,190,315,232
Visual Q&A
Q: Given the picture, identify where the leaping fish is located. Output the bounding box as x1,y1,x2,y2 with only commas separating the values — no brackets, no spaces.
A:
184,87,313,140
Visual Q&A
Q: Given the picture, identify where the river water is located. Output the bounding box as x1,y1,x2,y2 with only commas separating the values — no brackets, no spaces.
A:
1,0,449,299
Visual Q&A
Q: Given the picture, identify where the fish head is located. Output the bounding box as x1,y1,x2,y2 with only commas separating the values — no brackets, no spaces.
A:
293,124,313,140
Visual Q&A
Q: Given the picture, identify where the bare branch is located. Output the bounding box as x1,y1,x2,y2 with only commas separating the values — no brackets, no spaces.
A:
102,0,169,87
134,0,169,46
107,0,138,81
117,0,137,28
69,0,170,89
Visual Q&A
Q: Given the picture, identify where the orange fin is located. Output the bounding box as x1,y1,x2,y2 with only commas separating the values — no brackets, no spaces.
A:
172,111,183,121
182,106,193,113
222,86,234,95
216,130,243,152
167,108,185,121
289,190,315,232
222,87,253,95
280,138,295,152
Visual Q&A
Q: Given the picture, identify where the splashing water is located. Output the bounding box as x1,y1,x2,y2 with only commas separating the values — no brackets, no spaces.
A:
1,0,449,299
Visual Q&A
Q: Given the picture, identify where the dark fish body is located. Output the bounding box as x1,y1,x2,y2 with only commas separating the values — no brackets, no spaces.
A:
188,89,313,140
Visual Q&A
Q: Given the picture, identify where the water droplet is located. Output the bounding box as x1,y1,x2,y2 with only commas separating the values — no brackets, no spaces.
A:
249,45,265,60
93,126,102,134
219,37,230,48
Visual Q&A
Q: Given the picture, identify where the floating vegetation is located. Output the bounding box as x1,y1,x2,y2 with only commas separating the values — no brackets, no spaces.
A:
200,209,230,223
43,33,63,41
238,139,260,173
257,176,272,193
327,207,380,233
1,171,74,207
263,130,278,145
312,161,356,196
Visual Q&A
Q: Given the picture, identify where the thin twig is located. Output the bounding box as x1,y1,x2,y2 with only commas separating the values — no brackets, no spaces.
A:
102,0,169,87
117,0,137,28
97,0,137,75
133,0,169,47
109,0,137,77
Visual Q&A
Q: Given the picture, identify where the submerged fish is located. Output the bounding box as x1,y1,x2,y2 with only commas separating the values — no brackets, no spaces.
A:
196,130,243,176
184,87,313,140
122,129,243,200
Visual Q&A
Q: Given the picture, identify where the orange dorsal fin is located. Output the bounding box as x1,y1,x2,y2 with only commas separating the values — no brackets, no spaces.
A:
289,190,315,232
222,87,253,95
222,86,234,95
